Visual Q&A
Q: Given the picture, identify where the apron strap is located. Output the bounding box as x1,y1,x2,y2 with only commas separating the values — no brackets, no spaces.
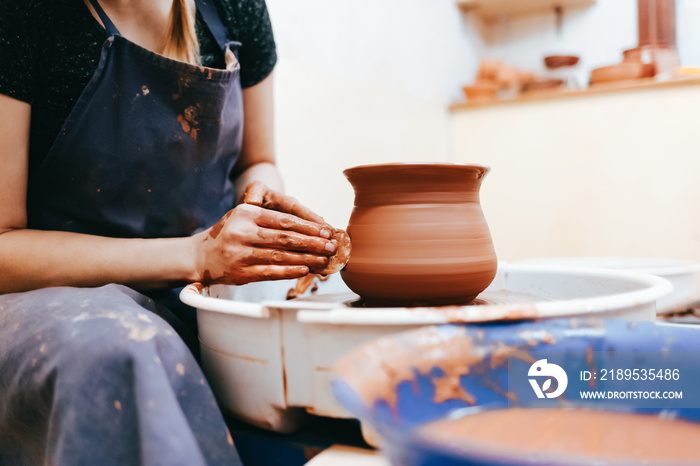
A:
89,0,234,54
87,0,121,37
194,0,232,51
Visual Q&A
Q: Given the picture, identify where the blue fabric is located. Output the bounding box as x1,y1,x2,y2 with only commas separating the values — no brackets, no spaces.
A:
196,0,232,50
87,0,120,36
0,285,241,465
3,1,246,464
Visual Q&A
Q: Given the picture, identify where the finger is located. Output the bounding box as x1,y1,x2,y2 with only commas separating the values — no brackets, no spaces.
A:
313,229,351,275
243,183,325,224
245,248,330,269
255,209,331,239
244,265,310,282
240,181,266,206
253,228,337,255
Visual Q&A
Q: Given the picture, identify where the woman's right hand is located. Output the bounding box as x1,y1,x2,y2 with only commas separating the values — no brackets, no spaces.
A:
192,201,336,286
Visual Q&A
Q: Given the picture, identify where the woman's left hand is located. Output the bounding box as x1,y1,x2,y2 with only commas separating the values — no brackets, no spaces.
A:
239,180,327,225
191,182,336,285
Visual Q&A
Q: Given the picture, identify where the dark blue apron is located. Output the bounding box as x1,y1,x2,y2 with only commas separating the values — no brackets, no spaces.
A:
27,0,242,240
0,1,246,464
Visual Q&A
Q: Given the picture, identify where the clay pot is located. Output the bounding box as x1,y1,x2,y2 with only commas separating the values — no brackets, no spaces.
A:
622,47,656,77
544,55,580,69
590,63,645,84
477,59,505,82
462,81,498,103
520,78,565,93
517,71,536,85
496,65,519,88
341,163,498,306
638,0,676,48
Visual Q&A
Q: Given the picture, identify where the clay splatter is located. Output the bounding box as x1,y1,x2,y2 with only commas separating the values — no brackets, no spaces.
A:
176,105,201,140
208,210,232,240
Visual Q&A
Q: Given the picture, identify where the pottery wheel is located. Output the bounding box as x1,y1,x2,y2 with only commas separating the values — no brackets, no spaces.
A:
292,289,552,308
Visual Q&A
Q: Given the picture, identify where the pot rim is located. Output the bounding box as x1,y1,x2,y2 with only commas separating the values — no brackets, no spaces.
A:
343,162,491,178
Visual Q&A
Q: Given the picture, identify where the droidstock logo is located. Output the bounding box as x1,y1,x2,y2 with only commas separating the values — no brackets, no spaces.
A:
528,359,568,399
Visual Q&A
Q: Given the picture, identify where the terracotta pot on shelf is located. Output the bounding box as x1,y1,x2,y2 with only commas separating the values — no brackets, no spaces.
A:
520,78,565,93
496,65,519,88
462,81,498,103
517,71,536,85
590,63,645,84
477,58,505,82
638,0,676,48
544,55,580,69
622,47,656,77
634,0,680,76
340,163,498,306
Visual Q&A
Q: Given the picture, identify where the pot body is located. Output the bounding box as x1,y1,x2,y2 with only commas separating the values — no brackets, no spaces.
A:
341,163,497,305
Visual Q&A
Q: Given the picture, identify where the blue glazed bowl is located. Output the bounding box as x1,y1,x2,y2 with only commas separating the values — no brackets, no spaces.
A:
331,319,700,465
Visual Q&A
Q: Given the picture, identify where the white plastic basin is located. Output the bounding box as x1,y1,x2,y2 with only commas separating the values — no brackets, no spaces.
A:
181,263,671,433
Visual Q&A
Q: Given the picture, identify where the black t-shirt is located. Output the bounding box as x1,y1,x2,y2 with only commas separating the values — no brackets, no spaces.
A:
0,0,277,174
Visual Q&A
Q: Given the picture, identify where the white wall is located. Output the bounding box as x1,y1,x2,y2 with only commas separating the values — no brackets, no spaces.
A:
265,0,477,227
451,83,700,266
267,0,480,106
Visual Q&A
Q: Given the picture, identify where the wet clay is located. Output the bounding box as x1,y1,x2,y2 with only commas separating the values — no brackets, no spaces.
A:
340,163,497,306
310,227,351,275
419,408,700,464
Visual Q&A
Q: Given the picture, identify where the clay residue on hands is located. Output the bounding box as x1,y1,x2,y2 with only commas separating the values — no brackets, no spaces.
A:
208,210,233,240
310,227,351,275
240,181,325,225
239,181,351,276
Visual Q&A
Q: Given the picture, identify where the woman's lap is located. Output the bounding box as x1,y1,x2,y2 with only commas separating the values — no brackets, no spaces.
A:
0,284,241,466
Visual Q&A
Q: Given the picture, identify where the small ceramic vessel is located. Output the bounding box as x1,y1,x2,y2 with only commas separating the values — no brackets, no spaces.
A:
341,163,498,306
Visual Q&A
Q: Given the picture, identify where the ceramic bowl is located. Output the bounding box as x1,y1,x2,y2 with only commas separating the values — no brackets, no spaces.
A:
520,78,564,93
332,319,700,465
544,55,580,69
590,63,645,84
462,81,498,103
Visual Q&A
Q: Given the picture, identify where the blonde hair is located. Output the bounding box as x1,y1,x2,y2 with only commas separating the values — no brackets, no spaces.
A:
162,0,201,65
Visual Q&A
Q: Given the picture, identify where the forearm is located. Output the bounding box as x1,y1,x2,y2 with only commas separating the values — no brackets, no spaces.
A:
234,161,284,201
234,72,280,201
0,228,200,294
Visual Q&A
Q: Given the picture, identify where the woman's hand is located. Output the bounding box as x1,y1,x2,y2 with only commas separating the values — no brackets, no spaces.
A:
239,180,326,224
193,182,336,285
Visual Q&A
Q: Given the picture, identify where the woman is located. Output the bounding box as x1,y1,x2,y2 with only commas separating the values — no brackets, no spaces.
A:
0,0,337,464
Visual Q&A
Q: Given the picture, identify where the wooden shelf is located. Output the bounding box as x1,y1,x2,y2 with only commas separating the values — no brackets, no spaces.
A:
457,0,596,22
449,76,700,112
